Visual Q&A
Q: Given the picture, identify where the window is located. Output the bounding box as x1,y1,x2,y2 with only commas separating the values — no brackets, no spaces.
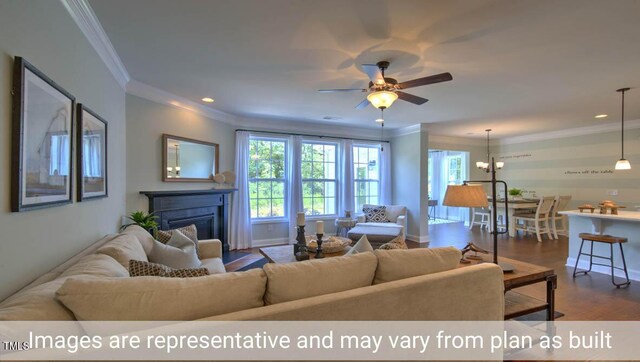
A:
249,138,287,219
447,155,463,185
353,145,380,211
301,142,337,216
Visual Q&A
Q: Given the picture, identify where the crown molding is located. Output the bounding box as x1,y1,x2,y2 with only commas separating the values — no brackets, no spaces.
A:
127,80,239,124
429,134,487,146
235,116,384,140
60,0,130,89
390,124,421,137
498,118,640,145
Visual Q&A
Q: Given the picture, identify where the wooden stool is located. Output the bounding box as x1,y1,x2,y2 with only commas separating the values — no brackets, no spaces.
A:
573,233,630,288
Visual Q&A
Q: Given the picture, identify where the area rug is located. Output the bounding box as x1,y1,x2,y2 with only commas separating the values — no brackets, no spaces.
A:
222,250,252,264
428,218,460,225
237,257,268,271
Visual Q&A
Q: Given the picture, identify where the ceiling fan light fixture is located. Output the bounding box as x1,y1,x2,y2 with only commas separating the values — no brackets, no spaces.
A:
367,91,398,109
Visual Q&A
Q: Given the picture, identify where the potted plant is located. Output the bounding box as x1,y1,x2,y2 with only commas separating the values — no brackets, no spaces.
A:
120,211,159,236
508,188,524,200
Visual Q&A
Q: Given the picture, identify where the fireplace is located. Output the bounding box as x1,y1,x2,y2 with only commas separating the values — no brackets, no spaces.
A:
140,189,236,252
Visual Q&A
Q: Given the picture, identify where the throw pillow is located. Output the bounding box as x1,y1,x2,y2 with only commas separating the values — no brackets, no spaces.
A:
129,260,209,278
363,205,389,223
345,235,374,255
148,230,201,269
378,235,408,250
157,224,201,258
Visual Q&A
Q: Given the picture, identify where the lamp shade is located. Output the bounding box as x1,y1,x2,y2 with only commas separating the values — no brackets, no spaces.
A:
367,91,398,109
443,185,489,208
615,159,631,170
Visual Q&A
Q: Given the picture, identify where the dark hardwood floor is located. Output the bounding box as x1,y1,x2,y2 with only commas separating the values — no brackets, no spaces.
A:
413,222,640,321
228,222,640,321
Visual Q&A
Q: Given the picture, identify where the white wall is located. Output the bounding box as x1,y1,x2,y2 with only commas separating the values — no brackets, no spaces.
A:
0,1,126,300
496,128,640,207
125,94,235,212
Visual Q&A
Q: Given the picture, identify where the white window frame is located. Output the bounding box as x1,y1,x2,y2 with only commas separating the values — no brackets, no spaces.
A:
248,136,288,222
301,140,339,218
353,144,381,212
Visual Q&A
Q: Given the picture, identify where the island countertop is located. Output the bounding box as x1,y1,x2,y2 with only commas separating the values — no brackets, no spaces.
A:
559,210,640,222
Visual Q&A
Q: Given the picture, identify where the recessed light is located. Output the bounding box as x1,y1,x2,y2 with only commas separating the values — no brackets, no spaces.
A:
202,97,214,103
595,114,608,119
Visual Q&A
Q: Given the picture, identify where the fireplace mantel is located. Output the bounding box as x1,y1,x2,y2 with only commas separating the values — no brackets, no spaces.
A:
140,189,236,252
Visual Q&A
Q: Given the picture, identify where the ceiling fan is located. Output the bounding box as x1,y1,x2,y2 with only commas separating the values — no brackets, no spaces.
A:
318,61,453,110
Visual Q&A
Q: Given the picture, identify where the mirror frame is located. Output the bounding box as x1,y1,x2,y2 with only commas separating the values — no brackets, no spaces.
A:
162,134,219,182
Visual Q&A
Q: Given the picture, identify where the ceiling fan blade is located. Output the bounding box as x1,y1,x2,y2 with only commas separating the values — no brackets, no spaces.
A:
397,72,453,89
396,91,429,105
318,88,367,93
361,64,385,85
355,98,371,109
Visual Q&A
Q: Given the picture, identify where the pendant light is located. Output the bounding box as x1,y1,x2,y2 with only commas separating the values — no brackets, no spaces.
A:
476,129,504,172
615,88,631,170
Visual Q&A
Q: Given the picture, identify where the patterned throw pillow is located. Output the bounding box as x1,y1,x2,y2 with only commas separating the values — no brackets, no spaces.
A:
363,205,389,223
128,260,209,278
157,224,200,258
378,235,408,250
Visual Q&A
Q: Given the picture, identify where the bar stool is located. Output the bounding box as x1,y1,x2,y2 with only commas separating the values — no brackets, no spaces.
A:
573,233,630,288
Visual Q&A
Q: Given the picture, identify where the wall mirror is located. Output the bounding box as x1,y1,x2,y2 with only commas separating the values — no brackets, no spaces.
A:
162,134,219,182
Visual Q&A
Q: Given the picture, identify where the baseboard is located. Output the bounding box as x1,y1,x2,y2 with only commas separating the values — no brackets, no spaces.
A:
566,257,639,281
251,238,289,248
406,234,429,243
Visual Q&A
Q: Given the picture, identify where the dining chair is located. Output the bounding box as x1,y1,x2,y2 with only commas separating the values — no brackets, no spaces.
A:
469,208,491,231
513,196,555,242
549,195,572,239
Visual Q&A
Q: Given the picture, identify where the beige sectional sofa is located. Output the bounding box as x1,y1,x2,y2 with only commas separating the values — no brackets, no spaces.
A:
0,226,505,322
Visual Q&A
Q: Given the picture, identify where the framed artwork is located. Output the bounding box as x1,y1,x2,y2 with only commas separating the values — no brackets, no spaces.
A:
11,57,75,212
77,104,108,201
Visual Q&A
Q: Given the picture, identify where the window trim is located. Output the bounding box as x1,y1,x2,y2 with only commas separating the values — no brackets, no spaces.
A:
301,140,339,217
353,144,381,210
248,136,288,221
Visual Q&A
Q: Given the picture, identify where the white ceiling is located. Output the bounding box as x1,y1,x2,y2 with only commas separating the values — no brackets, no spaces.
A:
89,0,640,138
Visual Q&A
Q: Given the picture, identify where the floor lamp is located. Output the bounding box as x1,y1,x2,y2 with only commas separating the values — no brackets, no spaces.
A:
443,157,514,272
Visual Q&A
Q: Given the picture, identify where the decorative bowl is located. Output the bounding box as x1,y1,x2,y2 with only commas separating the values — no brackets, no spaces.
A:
306,236,352,254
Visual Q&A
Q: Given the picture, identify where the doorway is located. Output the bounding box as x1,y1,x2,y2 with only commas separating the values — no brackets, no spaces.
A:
428,150,470,224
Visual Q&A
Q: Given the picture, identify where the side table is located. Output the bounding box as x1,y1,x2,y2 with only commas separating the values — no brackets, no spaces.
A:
335,218,357,237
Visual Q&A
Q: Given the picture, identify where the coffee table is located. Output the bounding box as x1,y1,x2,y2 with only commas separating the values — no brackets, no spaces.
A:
459,256,557,321
259,244,352,264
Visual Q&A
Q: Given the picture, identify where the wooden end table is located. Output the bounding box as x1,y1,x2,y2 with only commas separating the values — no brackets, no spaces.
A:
259,244,352,264
459,256,557,321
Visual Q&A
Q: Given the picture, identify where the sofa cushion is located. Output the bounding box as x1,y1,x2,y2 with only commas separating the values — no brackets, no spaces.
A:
95,233,147,269
148,230,201,269
129,260,210,278
347,224,402,243
373,247,461,284
384,205,406,223
60,253,129,279
121,225,155,255
363,205,388,223
263,252,377,305
0,278,75,321
55,269,267,321
157,224,201,258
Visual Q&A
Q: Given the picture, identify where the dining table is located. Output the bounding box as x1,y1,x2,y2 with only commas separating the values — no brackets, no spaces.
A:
489,198,539,237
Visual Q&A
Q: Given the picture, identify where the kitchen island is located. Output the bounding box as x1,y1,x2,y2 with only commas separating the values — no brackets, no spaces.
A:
559,210,640,281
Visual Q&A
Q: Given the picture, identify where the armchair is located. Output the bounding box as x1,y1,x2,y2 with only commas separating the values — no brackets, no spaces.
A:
356,204,407,233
